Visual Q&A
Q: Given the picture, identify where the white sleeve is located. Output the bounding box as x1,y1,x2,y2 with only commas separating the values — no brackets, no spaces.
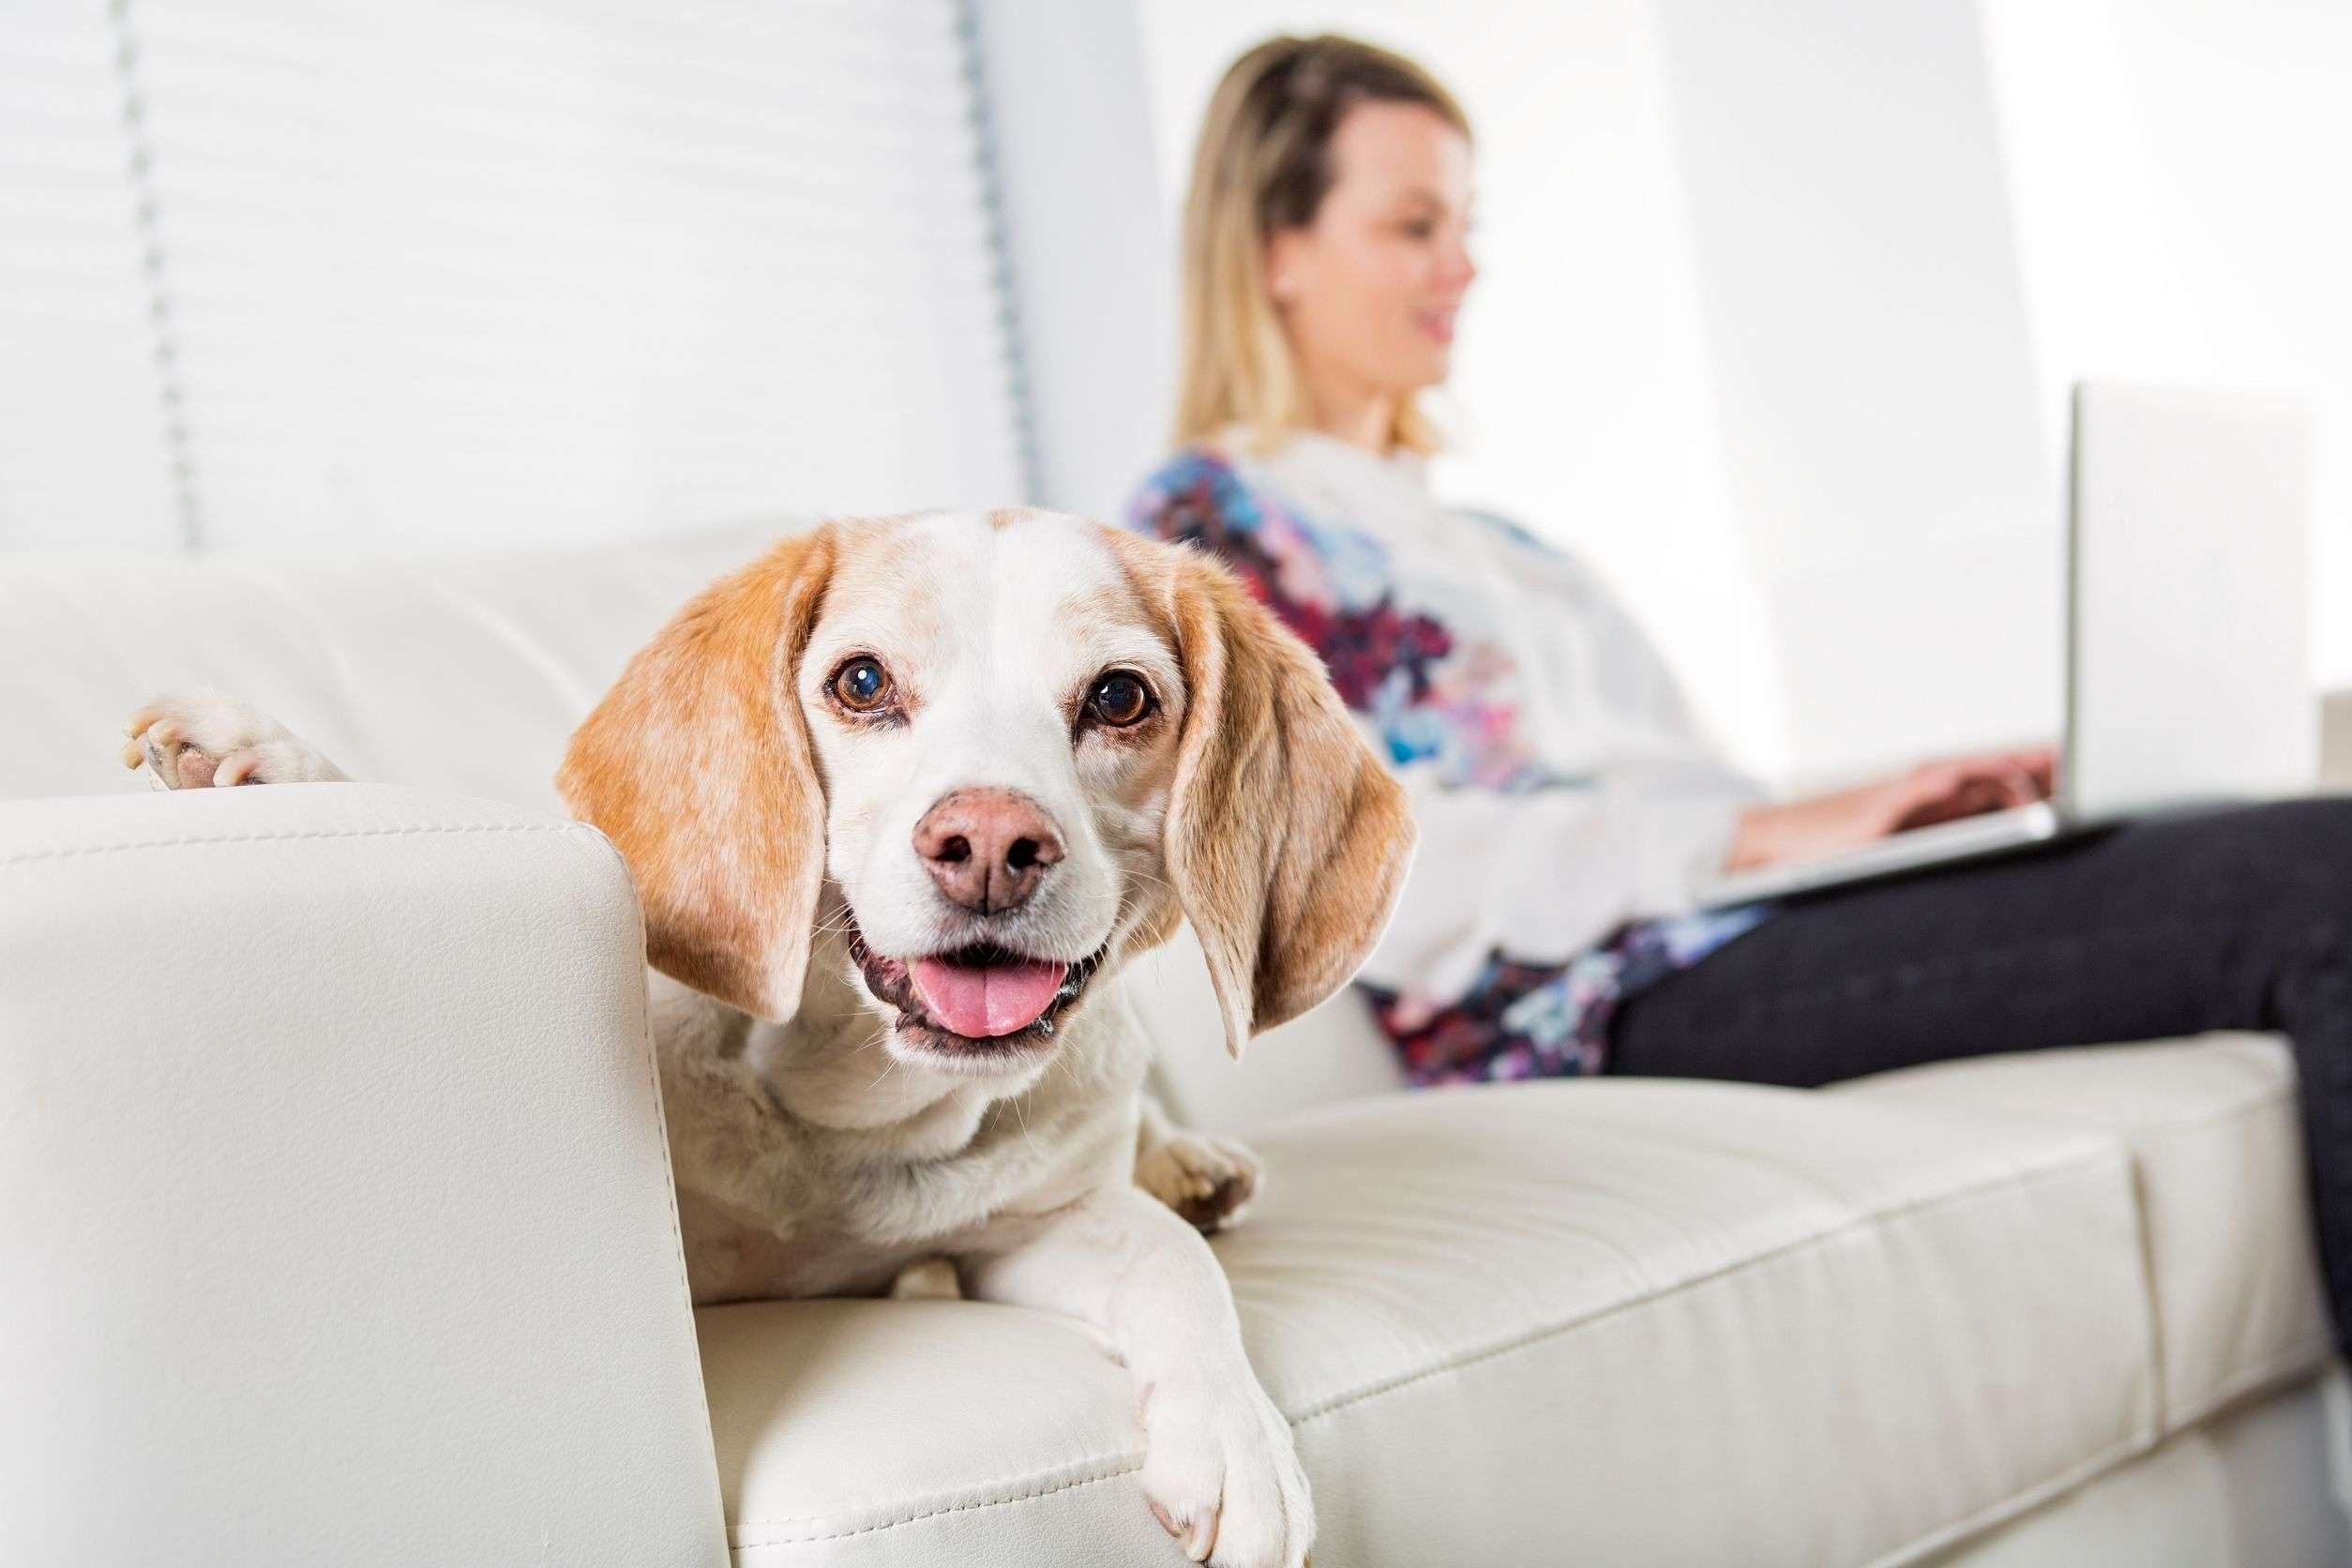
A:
1356,758,1760,1002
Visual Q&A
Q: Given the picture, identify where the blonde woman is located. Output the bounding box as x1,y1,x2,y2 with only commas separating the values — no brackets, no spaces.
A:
1126,34,2352,1347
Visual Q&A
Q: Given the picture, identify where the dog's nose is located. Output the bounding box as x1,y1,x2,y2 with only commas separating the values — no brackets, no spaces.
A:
913,788,1065,913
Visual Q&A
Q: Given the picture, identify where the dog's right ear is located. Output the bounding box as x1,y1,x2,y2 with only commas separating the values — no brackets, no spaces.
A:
557,528,835,1022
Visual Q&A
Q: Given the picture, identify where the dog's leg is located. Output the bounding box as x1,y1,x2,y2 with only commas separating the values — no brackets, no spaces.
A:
120,690,348,790
965,1186,1309,1568
1136,1093,1261,1234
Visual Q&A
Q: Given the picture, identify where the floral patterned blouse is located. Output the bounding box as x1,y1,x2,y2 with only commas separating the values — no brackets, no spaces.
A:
1126,433,1772,1085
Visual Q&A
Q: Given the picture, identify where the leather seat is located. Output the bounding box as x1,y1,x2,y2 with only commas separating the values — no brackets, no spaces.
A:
701,1063,2309,1565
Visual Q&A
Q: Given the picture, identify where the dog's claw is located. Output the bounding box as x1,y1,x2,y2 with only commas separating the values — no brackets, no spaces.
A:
1147,1483,1218,1560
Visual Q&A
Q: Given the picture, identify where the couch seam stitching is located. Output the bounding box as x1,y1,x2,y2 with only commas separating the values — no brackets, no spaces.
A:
1860,1423,2158,1568
1289,1148,2129,1425
2162,1334,2337,1433
730,1460,1140,1547
0,822,590,866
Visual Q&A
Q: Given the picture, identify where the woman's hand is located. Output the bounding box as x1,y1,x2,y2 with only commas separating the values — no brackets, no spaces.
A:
1725,747,2057,873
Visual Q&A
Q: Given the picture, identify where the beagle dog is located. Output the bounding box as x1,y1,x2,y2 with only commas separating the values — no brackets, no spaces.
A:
122,509,1412,1568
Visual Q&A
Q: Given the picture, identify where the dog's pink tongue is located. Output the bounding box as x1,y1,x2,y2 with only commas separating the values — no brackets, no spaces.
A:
911,957,1068,1038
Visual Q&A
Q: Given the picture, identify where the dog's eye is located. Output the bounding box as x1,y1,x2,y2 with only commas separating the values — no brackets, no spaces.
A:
1084,671,1153,729
831,656,893,712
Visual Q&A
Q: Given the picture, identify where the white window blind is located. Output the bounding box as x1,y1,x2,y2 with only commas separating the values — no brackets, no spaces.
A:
0,0,181,552
7,0,1030,556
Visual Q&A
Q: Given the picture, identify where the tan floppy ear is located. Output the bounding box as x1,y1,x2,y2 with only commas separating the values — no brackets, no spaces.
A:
556,527,835,1021
1161,548,1417,1057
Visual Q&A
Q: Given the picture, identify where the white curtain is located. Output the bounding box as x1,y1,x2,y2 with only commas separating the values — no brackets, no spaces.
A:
1,0,1029,556
1,0,183,551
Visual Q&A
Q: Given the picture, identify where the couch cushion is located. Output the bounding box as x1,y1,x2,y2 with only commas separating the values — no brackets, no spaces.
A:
1832,1033,2334,1435
702,1078,2156,1566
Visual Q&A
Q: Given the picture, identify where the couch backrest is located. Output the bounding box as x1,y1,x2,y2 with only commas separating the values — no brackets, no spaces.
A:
1122,935,1406,1130
4,528,779,810
3,533,1403,1129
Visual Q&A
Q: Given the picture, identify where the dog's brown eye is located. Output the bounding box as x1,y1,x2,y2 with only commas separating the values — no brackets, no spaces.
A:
1085,671,1153,729
832,656,893,712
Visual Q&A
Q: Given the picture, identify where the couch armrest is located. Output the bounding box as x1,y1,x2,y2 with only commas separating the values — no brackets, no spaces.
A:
0,785,726,1568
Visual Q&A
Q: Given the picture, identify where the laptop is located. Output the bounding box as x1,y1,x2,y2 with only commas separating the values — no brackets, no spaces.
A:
1693,382,2315,910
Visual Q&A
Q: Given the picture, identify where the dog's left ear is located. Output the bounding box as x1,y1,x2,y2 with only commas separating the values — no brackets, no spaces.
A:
1154,545,1417,1058
556,527,836,1022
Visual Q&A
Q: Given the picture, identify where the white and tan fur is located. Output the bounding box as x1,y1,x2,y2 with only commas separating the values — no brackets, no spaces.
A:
121,509,1413,1568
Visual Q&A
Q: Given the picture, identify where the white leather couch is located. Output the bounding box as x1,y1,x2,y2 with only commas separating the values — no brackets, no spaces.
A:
6,529,2348,1567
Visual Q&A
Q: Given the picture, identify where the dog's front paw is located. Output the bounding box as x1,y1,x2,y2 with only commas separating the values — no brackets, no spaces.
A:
1141,1377,1312,1568
121,691,344,790
1137,1129,1261,1233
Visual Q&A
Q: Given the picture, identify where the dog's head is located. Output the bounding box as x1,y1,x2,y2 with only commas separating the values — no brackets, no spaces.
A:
558,509,1413,1078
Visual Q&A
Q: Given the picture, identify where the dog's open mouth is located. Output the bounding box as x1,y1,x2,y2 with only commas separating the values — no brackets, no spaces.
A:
848,926,1104,1056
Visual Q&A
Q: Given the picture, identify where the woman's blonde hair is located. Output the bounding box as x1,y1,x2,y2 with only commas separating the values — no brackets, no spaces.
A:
1175,35,1470,456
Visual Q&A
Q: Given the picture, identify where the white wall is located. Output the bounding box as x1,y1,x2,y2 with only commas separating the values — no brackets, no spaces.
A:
1981,0,2352,694
1651,0,2056,787
1133,0,2349,789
